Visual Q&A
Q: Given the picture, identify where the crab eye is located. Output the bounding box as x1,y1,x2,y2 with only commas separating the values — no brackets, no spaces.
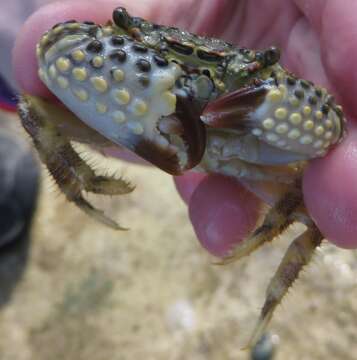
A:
254,47,280,67
112,7,133,30
264,47,280,66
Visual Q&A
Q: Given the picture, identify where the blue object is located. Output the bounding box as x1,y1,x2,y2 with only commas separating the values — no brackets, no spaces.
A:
0,74,17,112
251,334,276,360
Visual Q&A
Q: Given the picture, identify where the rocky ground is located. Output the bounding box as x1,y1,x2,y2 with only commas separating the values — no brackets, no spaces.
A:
0,111,356,360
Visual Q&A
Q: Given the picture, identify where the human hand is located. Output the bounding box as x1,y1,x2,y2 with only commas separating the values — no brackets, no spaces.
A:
176,0,357,254
13,0,357,256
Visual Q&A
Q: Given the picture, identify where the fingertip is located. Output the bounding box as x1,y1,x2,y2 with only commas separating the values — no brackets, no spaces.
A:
303,122,357,249
188,175,261,257
174,172,207,204
295,0,357,116
12,2,57,96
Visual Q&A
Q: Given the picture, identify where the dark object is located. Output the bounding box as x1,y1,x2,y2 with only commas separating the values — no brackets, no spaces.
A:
86,40,103,53
0,121,40,306
111,35,125,46
153,55,168,67
109,50,127,63
0,127,39,248
136,58,151,72
251,334,276,360
0,74,17,112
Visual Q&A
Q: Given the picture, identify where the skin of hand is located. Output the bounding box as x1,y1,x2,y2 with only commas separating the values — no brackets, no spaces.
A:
0,0,59,90
13,0,357,256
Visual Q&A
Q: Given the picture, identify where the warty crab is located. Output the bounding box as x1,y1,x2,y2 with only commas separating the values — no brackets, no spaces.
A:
17,7,346,348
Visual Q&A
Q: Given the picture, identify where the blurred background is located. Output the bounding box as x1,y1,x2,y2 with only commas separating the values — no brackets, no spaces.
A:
0,109,357,360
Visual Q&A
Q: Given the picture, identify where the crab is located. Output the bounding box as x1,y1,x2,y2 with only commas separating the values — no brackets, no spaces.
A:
17,7,346,348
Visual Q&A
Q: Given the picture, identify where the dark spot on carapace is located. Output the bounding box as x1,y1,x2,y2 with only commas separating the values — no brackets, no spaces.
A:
153,55,168,67
308,96,318,105
86,40,103,53
132,42,148,53
83,21,95,26
294,89,305,99
286,77,296,86
136,59,151,72
167,40,194,56
109,49,127,63
300,79,310,89
196,49,223,62
321,104,330,115
111,35,125,46
315,88,323,98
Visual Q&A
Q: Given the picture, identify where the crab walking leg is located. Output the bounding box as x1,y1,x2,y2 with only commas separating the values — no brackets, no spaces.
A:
245,224,323,348
218,184,302,264
18,95,133,230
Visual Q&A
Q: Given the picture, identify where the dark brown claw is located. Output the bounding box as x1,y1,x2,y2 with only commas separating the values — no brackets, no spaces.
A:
201,83,269,130
131,92,206,175
174,93,207,171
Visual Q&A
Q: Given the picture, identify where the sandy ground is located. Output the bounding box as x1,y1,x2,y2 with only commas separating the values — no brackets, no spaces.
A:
0,112,357,360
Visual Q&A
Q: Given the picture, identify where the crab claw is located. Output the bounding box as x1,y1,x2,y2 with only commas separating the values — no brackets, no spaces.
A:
202,72,345,161
36,20,206,175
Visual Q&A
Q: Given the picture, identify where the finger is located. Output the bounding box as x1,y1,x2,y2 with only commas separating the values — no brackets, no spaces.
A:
303,120,357,249
188,175,261,257
294,0,357,116
174,172,207,204
284,16,332,88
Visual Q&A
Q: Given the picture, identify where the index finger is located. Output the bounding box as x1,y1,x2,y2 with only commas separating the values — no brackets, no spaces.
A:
294,0,357,117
